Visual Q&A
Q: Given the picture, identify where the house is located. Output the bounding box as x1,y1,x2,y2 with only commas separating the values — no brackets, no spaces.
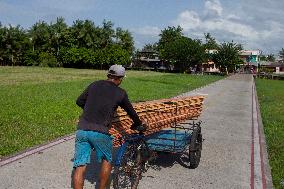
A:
261,63,284,74
202,49,220,74
131,50,169,71
202,61,220,73
239,50,261,73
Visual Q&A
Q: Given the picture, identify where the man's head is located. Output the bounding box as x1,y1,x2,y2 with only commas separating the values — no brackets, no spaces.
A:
107,65,126,86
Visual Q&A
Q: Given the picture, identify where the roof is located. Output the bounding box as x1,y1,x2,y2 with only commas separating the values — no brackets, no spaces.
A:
139,50,158,54
139,58,160,62
240,50,261,56
264,63,284,68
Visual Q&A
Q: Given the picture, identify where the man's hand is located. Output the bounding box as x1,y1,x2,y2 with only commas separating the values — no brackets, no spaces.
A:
131,122,147,132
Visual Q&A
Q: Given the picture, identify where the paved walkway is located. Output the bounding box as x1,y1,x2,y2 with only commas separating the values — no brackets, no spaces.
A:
0,74,273,189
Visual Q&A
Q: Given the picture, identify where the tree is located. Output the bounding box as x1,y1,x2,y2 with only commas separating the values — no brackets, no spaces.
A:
267,54,275,62
106,44,131,66
49,17,68,57
28,21,50,52
278,48,284,62
212,41,242,74
142,43,158,52
70,19,98,49
115,27,134,55
204,33,218,50
0,25,29,66
96,20,115,49
158,26,183,57
162,36,206,72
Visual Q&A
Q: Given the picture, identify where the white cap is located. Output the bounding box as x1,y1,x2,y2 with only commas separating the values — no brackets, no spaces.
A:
107,65,126,77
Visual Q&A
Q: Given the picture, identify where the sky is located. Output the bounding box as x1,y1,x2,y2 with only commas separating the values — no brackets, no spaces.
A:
0,0,283,55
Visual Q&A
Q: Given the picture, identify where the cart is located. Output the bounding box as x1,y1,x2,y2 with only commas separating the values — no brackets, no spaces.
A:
145,119,202,168
113,101,203,188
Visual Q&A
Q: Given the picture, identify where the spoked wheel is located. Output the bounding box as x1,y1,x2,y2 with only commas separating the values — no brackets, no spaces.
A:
189,126,202,169
177,126,202,169
113,144,142,189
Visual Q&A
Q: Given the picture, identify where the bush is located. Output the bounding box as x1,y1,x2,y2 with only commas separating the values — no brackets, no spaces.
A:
59,47,93,68
38,52,58,67
23,50,39,66
58,46,131,69
106,45,131,65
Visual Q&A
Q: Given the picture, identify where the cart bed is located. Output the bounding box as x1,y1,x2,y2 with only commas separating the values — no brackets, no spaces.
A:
145,129,192,153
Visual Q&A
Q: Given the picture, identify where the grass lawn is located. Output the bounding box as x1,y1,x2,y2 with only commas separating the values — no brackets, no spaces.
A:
255,79,284,189
0,66,223,158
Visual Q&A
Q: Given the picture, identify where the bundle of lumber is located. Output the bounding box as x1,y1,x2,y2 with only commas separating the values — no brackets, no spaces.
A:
109,95,205,147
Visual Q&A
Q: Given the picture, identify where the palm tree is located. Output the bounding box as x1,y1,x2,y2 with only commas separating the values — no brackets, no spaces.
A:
28,21,50,52
1,25,28,66
49,17,68,56
115,27,134,55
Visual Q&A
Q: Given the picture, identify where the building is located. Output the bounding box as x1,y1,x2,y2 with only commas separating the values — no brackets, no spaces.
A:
239,50,261,73
261,63,284,74
131,50,170,71
202,49,220,74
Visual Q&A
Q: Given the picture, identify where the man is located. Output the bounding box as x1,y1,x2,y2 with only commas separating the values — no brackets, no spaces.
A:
72,64,145,189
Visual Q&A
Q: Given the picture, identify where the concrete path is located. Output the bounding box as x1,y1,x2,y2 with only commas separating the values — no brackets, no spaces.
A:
0,74,273,189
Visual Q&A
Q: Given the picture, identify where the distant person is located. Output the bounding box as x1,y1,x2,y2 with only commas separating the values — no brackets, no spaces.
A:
72,64,146,189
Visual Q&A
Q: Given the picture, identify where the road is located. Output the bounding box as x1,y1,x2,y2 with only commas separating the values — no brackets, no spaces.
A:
0,74,273,189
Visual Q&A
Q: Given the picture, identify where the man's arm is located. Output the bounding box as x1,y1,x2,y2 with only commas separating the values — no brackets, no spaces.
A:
119,93,142,126
76,85,90,109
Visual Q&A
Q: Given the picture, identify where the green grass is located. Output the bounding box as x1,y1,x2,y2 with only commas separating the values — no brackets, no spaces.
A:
255,79,284,189
0,66,223,158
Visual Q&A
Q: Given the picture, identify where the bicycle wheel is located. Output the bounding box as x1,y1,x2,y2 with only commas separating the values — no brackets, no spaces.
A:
113,144,142,189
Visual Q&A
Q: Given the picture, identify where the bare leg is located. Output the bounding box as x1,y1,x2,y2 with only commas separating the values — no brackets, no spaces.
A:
73,165,87,189
98,159,112,189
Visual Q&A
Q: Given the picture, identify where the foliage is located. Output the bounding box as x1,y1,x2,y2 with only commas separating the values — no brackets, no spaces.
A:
23,50,39,66
204,33,219,50
115,27,134,55
58,47,94,68
106,45,131,66
162,36,206,72
0,24,30,66
212,41,243,74
279,48,284,60
0,18,135,68
58,45,131,69
38,52,57,67
158,26,183,58
259,54,276,62
142,43,158,52
267,54,275,62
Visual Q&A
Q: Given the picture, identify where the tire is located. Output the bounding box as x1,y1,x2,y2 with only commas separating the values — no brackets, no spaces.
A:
113,144,142,189
189,126,202,169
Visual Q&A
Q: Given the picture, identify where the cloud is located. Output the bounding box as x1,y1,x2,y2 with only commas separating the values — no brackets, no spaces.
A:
204,0,223,18
172,0,284,53
0,0,96,28
175,10,201,30
133,26,161,36
174,12,258,39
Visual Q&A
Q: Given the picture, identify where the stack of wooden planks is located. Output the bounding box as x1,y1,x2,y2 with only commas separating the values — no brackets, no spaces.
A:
109,95,205,147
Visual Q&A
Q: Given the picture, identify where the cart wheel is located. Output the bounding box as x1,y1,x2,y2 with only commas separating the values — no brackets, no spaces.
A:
189,126,202,169
113,144,142,189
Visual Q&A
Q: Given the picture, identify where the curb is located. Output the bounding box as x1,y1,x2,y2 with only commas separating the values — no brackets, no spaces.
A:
0,134,75,167
253,80,274,189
